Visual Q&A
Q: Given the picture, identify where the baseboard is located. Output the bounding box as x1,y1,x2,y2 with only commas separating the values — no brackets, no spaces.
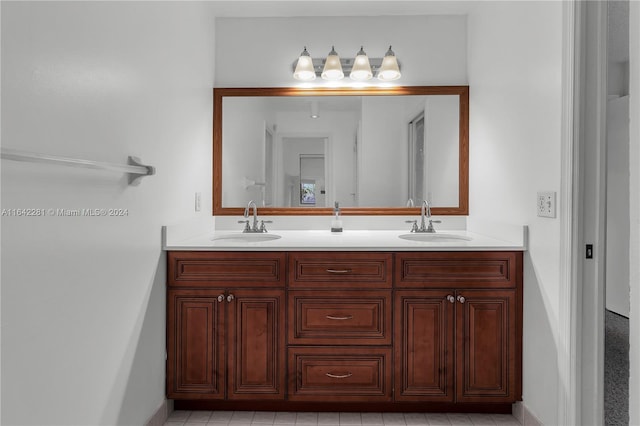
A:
174,400,513,413
513,402,543,426
145,399,173,426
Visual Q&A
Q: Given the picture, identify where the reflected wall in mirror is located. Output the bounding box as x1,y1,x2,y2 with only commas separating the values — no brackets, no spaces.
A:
213,86,468,216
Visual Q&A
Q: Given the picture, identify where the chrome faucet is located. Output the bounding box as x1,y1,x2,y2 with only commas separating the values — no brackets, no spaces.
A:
420,200,431,232
239,200,272,233
406,200,441,233
245,200,258,231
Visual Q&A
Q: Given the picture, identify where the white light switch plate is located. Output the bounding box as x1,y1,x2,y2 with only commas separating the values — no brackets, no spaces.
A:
537,191,556,218
195,192,201,212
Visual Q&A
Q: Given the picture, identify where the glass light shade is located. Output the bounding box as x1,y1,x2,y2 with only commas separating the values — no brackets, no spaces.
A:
321,46,344,80
377,46,401,81
349,46,373,81
293,47,316,81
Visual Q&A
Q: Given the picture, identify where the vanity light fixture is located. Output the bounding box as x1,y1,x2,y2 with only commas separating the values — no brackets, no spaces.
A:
292,45,401,82
293,47,316,81
350,46,373,81
377,46,402,81
320,46,344,81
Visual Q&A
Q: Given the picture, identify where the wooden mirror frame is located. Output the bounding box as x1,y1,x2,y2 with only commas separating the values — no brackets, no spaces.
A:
213,86,469,216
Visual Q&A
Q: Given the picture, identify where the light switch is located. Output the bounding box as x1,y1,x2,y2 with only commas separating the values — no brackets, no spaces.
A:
195,192,201,212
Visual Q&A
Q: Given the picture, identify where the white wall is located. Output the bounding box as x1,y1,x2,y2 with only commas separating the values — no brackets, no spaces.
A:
360,97,408,206
222,97,271,206
214,15,467,87
1,2,214,425
425,96,459,207
466,2,563,425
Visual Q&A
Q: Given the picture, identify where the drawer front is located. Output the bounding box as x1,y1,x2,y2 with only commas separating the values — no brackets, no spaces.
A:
288,291,392,345
289,252,392,288
168,251,286,287
395,251,522,289
288,347,392,401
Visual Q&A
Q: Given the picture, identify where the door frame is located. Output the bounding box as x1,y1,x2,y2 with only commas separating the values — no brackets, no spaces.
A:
560,1,613,424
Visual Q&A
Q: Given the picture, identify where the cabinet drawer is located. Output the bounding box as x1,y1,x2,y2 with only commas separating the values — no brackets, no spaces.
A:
289,252,392,288
168,251,285,287
288,347,392,401
288,291,391,345
395,252,522,289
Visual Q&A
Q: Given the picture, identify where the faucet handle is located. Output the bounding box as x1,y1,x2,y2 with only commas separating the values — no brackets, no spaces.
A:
259,220,273,233
238,220,251,232
426,219,441,233
405,220,419,233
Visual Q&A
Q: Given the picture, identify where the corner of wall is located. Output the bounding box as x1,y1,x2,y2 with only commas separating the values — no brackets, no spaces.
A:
145,399,173,426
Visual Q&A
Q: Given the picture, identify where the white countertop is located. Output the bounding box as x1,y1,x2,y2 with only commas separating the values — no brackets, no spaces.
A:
163,229,526,251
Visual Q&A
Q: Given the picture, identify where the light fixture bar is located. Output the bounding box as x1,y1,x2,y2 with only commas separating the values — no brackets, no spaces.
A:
291,57,400,78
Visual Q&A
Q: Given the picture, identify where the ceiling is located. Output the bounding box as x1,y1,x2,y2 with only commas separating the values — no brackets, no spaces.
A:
206,1,473,18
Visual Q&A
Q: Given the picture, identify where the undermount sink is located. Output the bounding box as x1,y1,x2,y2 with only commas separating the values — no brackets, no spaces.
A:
398,233,473,243
211,233,282,243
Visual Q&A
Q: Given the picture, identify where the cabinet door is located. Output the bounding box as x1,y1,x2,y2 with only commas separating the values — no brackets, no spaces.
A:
167,289,225,399
456,290,516,402
394,290,455,402
227,289,286,400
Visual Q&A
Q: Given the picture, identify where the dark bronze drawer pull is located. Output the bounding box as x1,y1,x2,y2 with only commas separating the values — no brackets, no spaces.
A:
325,372,353,379
325,315,353,321
326,269,352,274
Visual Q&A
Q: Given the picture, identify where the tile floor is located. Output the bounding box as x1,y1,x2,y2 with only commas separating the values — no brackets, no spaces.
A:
163,410,521,426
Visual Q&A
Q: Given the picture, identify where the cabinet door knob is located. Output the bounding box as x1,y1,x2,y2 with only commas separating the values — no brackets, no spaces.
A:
227,294,235,303
446,295,455,303
457,295,466,304
217,294,225,303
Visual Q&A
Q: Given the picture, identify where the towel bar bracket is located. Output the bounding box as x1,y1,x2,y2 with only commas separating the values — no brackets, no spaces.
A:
127,156,156,186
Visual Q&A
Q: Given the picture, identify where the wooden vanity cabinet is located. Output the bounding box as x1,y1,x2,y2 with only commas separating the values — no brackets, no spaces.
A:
166,252,286,400
394,252,523,404
167,250,522,411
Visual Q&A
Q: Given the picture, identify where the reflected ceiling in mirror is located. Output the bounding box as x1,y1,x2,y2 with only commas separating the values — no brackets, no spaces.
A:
213,86,468,216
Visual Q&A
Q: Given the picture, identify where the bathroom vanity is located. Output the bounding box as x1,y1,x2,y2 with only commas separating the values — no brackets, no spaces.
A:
166,84,524,412
165,230,523,413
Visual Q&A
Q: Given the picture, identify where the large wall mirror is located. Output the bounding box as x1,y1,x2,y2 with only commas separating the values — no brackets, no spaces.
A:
213,86,468,216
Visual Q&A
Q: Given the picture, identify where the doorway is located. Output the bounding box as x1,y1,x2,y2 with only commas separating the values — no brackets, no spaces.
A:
604,1,630,424
573,1,636,424
280,136,330,207
408,112,427,205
